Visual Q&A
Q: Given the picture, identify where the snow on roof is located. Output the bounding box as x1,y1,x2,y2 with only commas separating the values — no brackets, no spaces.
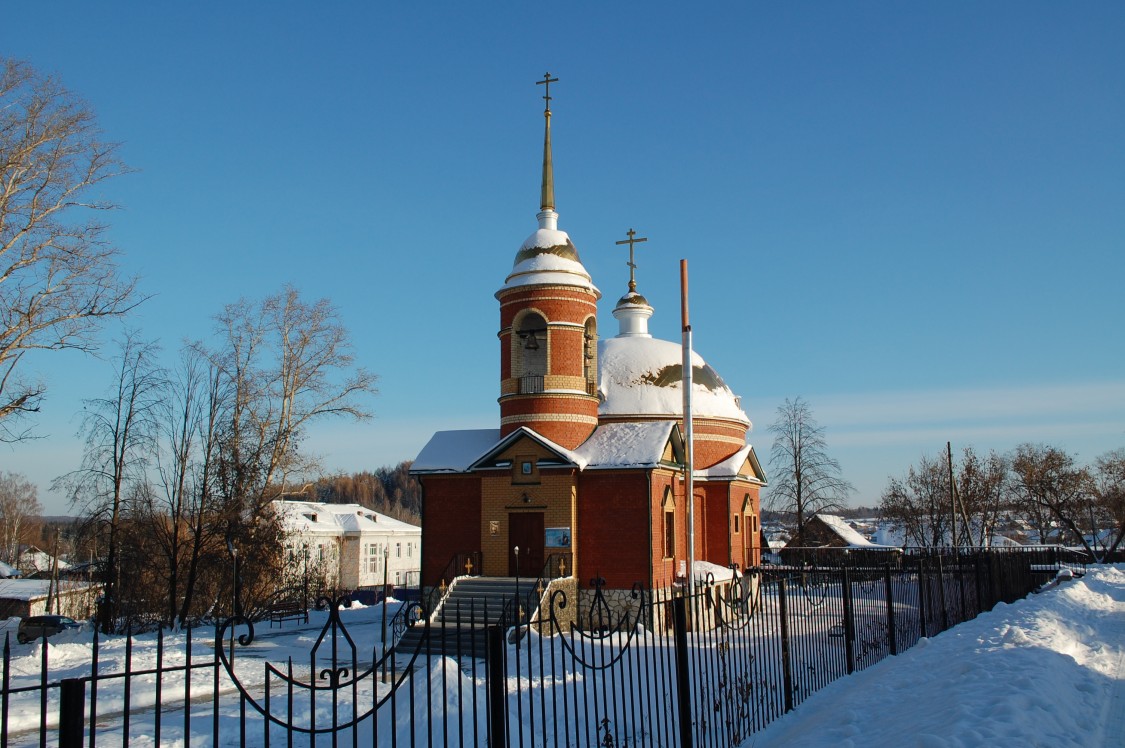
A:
0,560,20,578
273,501,419,537
0,580,94,601
412,429,502,473
19,548,72,573
469,426,588,470
815,514,882,548
573,421,676,468
498,228,599,295
598,336,750,425
697,443,766,483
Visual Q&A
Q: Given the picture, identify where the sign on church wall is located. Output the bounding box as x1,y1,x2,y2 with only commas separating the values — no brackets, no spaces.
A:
545,527,571,548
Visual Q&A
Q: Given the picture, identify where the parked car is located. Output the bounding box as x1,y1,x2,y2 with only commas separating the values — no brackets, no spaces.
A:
17,615,80,644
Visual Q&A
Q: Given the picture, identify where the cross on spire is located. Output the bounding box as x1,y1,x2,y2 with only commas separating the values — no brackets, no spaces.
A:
615,228,648,292
536,72,558,113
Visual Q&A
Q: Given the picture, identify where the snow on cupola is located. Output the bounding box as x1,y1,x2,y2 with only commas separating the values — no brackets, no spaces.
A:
498,73,598,297
598,231,750,430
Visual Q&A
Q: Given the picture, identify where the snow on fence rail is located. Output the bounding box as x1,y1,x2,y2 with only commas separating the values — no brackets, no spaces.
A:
0,548,1074,748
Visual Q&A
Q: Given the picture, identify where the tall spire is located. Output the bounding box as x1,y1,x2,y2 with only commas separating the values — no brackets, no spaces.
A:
536,72,558,216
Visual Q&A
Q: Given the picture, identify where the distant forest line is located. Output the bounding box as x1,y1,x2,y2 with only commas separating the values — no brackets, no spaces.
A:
307,461,422,525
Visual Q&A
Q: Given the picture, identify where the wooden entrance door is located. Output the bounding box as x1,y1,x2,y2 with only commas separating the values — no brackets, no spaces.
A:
508,512,544,577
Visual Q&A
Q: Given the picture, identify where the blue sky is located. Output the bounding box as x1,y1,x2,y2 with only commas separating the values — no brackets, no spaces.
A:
3,2,1124,514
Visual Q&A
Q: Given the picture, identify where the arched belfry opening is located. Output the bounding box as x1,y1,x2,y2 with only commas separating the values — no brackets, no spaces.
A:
583,316,597,394
515,311,548,392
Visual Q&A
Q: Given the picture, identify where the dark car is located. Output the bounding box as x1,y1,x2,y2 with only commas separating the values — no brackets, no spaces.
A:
17,615,80,644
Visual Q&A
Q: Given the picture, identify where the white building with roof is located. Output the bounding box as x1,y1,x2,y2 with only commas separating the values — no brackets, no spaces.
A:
273,501,422,592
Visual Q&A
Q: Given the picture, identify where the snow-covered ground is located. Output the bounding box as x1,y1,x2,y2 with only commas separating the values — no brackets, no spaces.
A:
2,567,1121,746
746,565,1125,748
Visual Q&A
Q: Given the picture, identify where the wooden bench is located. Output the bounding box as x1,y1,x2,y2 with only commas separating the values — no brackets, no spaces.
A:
268,601,308,628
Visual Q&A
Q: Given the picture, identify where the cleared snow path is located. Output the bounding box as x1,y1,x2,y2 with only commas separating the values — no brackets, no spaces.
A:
745,565,1125,748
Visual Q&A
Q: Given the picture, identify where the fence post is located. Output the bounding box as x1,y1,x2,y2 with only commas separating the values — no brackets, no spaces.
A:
841,568,856,674
956,553,967,624
672,595,694,748
917,559,928,639
973,554,984,616
936,555,949,632
883,564,897,656
59,678,85,748
777,579,794,713
486,625,506,748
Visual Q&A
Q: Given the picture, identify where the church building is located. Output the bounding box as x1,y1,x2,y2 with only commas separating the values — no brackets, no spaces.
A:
412,78,766,596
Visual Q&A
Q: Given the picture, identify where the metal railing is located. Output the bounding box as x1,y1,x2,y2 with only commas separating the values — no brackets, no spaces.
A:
1,548,1072,747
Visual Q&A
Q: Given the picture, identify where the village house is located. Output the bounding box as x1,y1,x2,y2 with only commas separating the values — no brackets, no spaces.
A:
412,81,767,608
781,513,902,564
273,500,422,593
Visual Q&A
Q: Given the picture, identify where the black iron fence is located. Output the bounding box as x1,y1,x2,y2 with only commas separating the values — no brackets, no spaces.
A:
0,548,1076,747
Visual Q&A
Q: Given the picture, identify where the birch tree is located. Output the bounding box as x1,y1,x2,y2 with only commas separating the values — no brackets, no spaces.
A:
0,471,41,564
0,57,139,441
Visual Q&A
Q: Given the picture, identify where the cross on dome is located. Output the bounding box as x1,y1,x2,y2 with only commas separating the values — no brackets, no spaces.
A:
615,228,648,293
536,72,558,113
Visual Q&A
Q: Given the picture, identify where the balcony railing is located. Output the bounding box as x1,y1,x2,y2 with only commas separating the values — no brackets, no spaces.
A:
519,374,544,394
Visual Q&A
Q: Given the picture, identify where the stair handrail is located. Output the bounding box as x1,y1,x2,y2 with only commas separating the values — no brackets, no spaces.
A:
424,550,482,614
501,552,572,630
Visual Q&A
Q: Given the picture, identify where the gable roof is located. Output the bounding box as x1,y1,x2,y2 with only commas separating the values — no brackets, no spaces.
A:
573,421,680,469
468,427,586,470
698,444,767,483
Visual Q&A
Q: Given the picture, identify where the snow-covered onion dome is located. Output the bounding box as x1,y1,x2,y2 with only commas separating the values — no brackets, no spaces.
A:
598,289,750,425
497,208,599,295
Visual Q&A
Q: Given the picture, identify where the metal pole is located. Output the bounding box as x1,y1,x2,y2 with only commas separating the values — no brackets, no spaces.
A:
381,547,389,682
947,441,956,548
681,260,695,594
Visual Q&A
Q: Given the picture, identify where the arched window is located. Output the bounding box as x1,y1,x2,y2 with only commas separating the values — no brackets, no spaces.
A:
663,487,676,559
515,311,548,392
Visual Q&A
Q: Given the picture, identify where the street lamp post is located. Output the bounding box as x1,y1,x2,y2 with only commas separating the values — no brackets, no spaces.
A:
302,543,310,616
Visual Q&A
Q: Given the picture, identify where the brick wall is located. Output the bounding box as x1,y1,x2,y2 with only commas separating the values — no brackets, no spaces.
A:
577,471,652,589
420,475,481,586
480,467,577,577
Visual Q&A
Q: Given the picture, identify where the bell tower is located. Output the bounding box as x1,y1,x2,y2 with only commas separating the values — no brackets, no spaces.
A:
496,74,600,449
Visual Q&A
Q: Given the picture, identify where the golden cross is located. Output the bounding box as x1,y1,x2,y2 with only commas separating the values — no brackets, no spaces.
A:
559,557,566,577
615,228,648,292
439,578,447,595
464,558,474,575
536,72,559,113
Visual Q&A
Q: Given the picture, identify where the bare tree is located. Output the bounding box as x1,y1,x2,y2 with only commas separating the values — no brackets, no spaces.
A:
199,287,377,615
1010,443,1093,554
207,286,378,516
55,333,164,631
0,57,140,441
879,454,951,548
955,447,1009,547
1091,448,1125,558
766,397,853,539
0,471,42,564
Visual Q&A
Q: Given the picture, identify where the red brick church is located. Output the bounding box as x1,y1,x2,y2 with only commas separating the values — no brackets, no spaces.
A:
412,81,765,594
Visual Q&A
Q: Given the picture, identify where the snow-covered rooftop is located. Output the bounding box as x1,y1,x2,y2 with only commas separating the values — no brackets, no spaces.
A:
412,429,502,473
598,336,750,425
573,421,675,469
0,580,94,601
273,501,419,537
